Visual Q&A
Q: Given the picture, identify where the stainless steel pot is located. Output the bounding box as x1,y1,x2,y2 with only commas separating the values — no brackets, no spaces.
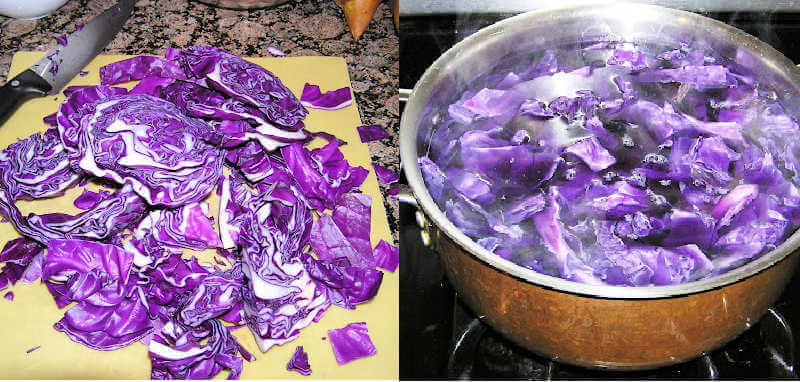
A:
400,3,800,370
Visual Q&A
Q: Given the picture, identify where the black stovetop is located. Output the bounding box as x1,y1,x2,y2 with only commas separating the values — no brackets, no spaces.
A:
399,9,800,380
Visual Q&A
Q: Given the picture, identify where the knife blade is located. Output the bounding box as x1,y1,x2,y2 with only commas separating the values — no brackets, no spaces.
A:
0,0,135,127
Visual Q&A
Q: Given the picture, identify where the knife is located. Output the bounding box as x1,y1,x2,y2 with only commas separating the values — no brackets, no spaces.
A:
0,0,135,127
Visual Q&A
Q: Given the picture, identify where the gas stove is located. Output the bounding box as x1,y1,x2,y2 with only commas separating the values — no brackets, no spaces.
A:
401,197,800,379
399,7,800,380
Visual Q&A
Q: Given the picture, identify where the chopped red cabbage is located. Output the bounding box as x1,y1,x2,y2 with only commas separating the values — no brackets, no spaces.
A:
373,164,399,185
149,319,248,380
328,322,377,365
0,46,386,379
0,127,81,201
22,184,147,245
373,240,399,272
310,214,366,266
286,345,312,376
563,137,616,172
3,291,12,301
332,193,373,265
238,193,330,352
99,56,187,85
302,253,383,310
44,239,153,351
135,202,222,250
73,189,112,210
175,46,307,128
267,46,286,57
300,83,353,110
0,238,44,292
356,124,389,143
282,140,368,211
61,93,223,207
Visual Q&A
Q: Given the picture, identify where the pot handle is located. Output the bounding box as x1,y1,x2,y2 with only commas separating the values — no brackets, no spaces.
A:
398,184,437,249
399,88,411,103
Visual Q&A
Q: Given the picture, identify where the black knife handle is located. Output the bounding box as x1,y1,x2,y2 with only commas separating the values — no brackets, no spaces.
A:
0,69,53,127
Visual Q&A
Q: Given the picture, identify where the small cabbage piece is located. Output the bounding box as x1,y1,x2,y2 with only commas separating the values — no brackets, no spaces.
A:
328,322,377,365
135,202,222,250
43,239,153,351
150,319,251,380
502,192,546,226
446,167,493,204
532,191,576,277
711,184,759,227
356,124,389,143
301,253,383,309
332,193,373,266
563,136,616,172
712,197,789,271
99,55,187,85
176,45,307,128
267,46,286,57
454,88,525,124
373,164,398,186
28,184,146,243
131,251,216,321
459,130,560,189
588,221,712,285
3,291,12,301
662,209,715,248
310,214,372,268
225,141,274,183
20,250,45,284
282,140,368,211
300,83,353,110
650,244,713,285
0,127,80,201
286,346,312,376
73,188,112,210
0,238,44,292
690,137,741,187
373,240,399,272
635,65,735,90
418,156,447,202
519,99,553,117
180,266,244,327
586,181,652,218
607,48,649,71
64,93,223,207
0,185,147,247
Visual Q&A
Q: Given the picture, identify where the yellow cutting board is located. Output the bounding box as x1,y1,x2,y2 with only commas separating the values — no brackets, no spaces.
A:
0,52,398,380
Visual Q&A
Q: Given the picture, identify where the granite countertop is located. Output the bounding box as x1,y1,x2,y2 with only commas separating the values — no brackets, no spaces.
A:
0,0,399,242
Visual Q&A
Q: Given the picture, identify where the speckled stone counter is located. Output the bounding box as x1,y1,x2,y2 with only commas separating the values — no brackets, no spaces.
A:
0,0,399,242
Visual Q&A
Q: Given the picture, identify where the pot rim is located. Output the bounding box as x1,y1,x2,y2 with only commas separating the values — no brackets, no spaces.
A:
400,2,800,299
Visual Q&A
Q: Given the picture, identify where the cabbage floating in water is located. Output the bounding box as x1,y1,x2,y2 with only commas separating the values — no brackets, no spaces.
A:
419,41,800,286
